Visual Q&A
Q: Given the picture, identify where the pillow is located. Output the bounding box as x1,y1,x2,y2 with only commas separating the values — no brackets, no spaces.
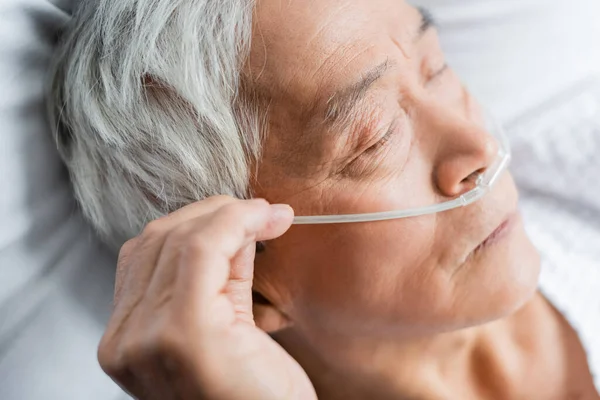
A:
413,0,600,123
0,1,123,399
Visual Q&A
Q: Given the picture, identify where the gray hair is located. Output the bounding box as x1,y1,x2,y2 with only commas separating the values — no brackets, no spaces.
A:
48,0,261,248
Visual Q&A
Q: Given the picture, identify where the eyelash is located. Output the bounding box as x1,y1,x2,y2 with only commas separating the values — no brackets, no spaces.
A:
428,62,449,82
365,119,397,153
360,63,448,158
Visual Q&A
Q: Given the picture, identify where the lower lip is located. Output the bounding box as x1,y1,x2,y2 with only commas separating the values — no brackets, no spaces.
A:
476,213,518,251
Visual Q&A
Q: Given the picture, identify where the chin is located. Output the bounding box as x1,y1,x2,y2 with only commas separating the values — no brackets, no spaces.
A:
466,215,542,326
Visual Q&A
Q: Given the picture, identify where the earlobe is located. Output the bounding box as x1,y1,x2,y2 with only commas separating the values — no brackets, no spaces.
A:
252,291,293,333
252,243,292,333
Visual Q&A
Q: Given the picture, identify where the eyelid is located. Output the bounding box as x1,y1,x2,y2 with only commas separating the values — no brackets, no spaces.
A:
427,62,449,83
365,118,398,152
334,114,393,173
338,117,400,178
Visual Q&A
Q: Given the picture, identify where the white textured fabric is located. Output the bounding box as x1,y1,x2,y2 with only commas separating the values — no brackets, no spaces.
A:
506,79,600,391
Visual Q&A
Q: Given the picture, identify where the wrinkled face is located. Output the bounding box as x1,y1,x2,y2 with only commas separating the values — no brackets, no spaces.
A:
249,0,540,345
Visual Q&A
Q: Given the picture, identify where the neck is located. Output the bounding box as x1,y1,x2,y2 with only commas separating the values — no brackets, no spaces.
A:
275,297,540,400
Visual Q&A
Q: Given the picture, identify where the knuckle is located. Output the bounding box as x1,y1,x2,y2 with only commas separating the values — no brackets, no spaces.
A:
174,199,271,258
140,218,167,240
219,199,267,220
97,336,122,376
180,225,232,262
118,238,138,260
203,195,236,206
215,199,270,229
182,230,214,257
217,203,245,221
120,335,149,367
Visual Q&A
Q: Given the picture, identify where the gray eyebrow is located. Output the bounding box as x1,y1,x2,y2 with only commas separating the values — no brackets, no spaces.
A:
323,59,391,130
320,8,435,133
417,7,437,37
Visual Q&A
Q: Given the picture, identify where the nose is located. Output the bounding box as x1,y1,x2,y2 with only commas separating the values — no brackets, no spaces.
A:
428,107,499,198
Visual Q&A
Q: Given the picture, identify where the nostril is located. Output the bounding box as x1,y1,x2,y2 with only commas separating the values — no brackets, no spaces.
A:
462,169,484,185
458,169,486,193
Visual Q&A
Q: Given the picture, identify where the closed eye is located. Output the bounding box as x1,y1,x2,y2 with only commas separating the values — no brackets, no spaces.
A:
428,63,449,82
365,118,399,153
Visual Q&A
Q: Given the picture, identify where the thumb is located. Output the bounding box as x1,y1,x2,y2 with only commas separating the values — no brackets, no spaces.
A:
223,243,256,324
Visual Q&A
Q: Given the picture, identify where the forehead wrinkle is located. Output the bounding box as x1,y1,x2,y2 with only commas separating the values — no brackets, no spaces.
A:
308,42,377,106
292,46,355,134
302,0,352,51
299,50,386,136
261,42,353,132
305,43,357,101
338,44,379,74
308,44,379,115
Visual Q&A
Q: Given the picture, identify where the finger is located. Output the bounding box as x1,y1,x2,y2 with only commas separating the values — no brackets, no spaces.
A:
230,242,256,282
188,201,294,272
114,238,139,305
172,202,294,309
147,195,240,234
141,199,282,308
225,243,256,324
103,199,264,395
206,202,295,258
118,196,240,290
112,197,251,314
222,204,292,324
104,237,151,341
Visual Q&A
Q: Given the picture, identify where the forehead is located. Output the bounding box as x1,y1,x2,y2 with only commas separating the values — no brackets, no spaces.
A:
249,0,420,108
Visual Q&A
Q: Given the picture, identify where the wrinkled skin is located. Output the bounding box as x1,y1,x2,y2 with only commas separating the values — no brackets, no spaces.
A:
98,198,316,400
249,0,537,360
98,0,599,399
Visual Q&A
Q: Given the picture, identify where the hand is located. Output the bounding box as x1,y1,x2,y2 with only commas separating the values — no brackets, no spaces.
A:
98,197,317,400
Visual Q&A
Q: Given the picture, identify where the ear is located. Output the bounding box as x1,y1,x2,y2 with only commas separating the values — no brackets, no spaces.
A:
252,241,293,333
252,291,293,333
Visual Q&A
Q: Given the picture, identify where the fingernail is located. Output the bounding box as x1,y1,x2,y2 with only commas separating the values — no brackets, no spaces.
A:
270,204,294,220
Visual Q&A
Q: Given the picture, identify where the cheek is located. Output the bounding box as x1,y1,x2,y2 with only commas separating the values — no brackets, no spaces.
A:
271,211,540,340
278,219,456,337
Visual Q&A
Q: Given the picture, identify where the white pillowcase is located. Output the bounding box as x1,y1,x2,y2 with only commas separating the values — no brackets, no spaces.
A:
413,0,600,122
0,1,123,399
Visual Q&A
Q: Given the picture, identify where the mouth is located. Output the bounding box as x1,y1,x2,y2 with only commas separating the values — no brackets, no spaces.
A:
474,212,519,253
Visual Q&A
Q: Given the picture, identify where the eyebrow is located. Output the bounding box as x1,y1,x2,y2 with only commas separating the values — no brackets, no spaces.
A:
418,7,437,37
323,59,391,129
321,8,436,132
